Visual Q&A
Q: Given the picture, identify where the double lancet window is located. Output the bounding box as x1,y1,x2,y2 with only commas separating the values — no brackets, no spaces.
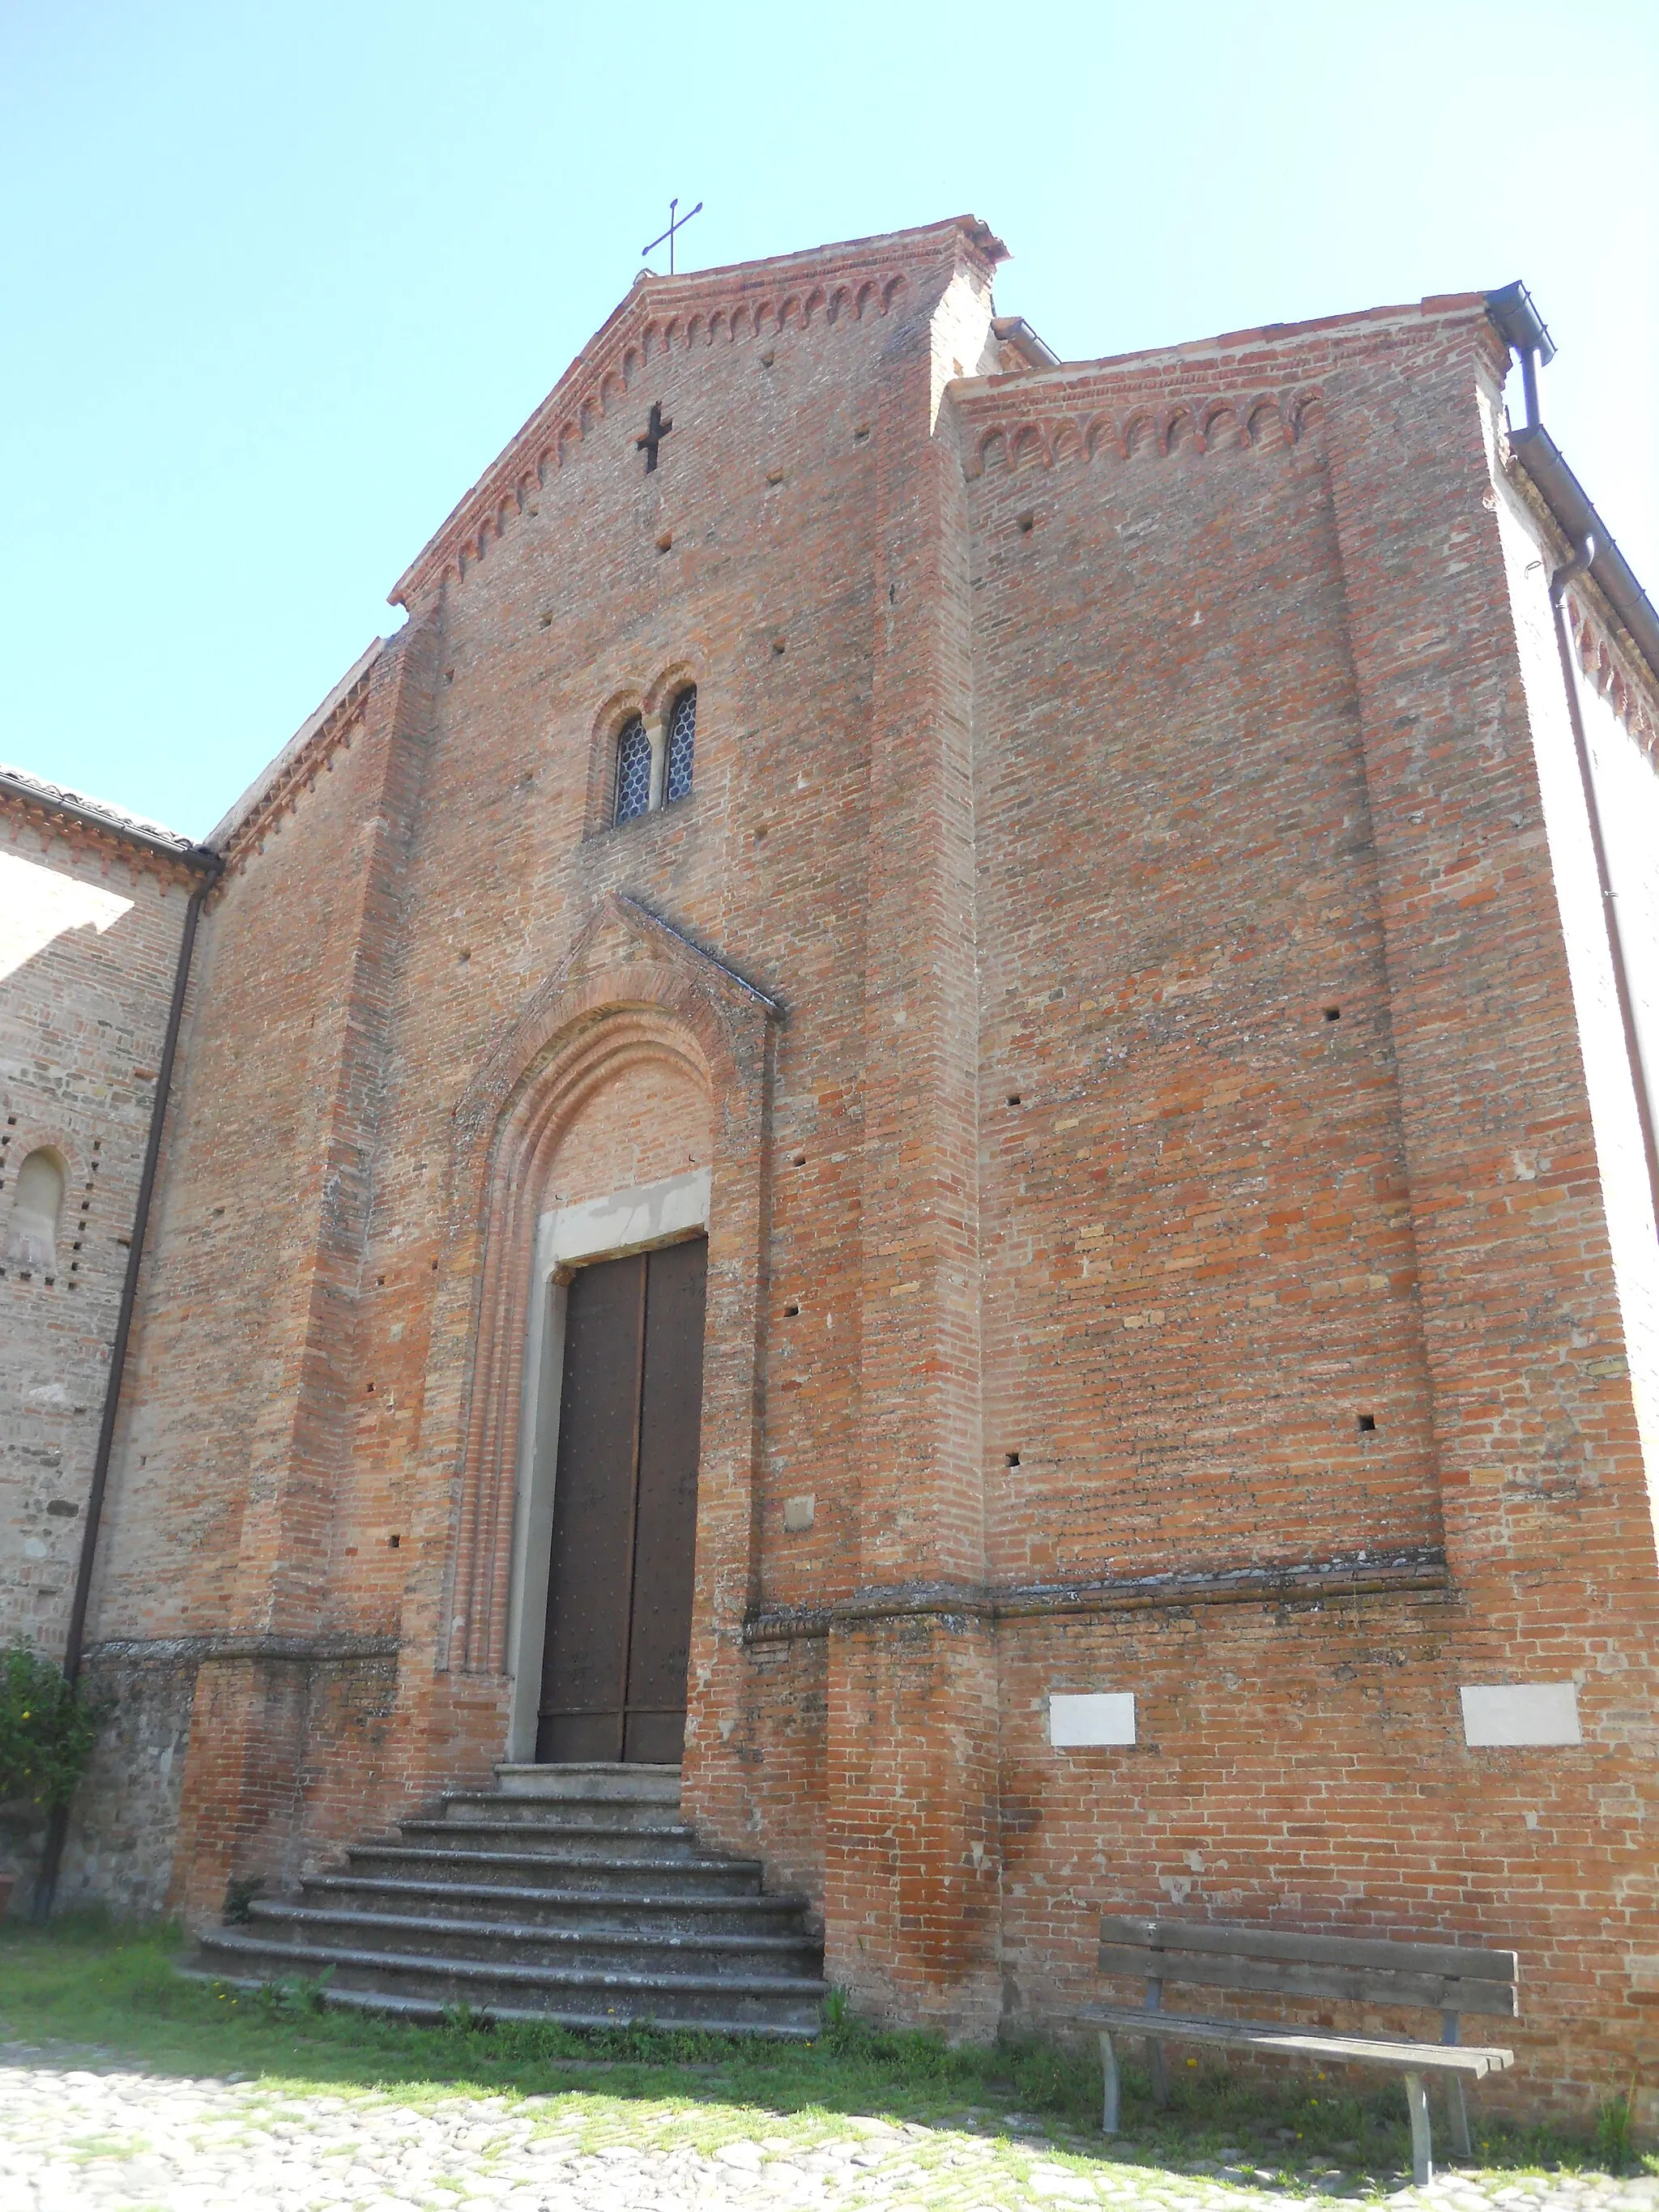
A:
614,686,697,827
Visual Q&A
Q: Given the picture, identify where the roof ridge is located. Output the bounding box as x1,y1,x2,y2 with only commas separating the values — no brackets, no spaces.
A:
634,214,1004,293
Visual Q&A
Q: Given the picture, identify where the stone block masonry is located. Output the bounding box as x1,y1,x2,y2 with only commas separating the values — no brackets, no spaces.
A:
6,216,1657,2115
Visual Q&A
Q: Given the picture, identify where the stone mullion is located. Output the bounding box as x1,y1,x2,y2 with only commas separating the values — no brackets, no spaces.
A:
646,710,669,812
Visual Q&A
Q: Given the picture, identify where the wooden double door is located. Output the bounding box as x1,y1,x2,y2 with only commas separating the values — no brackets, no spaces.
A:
536,1237,707,1764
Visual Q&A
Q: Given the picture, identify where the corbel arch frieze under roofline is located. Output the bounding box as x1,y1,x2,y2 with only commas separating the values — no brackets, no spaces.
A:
390,216,1003,608
439,893,783,1699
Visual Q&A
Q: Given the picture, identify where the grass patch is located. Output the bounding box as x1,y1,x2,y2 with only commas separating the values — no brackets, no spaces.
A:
0,1917,1648,2186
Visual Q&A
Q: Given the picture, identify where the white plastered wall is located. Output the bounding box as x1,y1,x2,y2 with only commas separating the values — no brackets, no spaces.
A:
501,1167,711,1763
1484,388,1659,1534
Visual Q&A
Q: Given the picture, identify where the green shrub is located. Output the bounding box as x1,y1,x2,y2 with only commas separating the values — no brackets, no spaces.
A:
0,1643,103,1809
223,1876,265,1924
256,1967,335,2020
1594,2080,1637,2172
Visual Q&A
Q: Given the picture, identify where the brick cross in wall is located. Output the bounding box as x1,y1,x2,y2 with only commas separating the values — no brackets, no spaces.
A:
636,402,673,475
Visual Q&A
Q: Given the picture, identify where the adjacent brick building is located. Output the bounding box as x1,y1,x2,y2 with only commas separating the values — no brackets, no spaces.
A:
0,773,212,1903
4,217,1657,2112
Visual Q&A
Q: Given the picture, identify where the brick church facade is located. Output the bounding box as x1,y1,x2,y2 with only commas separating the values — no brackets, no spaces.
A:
3,216,1658,2108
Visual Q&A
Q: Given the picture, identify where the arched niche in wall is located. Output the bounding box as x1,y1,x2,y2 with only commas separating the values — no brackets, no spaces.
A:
3,1146,66,1274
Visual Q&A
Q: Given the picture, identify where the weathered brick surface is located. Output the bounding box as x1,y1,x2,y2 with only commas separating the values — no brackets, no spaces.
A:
11,219,1657,2106
969,345,1438,1584
0,798,198,1909
0,811,192,1685
960,312,1659,2105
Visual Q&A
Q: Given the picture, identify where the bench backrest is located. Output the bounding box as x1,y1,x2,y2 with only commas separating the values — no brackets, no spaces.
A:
1098,1916,1519,2019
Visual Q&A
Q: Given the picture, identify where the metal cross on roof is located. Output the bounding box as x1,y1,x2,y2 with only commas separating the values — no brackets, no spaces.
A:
642,196,702,277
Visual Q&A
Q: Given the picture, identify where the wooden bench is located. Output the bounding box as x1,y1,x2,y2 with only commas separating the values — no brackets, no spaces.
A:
1081,1916,1519,2184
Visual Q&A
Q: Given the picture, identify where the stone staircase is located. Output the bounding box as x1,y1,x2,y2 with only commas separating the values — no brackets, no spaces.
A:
184,1763,826,2039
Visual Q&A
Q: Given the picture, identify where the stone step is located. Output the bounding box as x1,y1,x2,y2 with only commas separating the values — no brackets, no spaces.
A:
177,1972,819,2041
399,1818,717,1864
436,1793,687,1834
193,1929,827,2033
303,1874,806,1937
187,1763,820,2040
494,1762,682,1805
245,1900,822,1979
343,1843,765,1898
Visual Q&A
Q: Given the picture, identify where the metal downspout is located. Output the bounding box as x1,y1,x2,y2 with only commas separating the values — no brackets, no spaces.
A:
1546,537,1659,1242
31,848,223,1918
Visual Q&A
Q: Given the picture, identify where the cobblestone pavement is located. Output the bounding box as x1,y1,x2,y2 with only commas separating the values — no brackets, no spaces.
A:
3,2047,1657,2212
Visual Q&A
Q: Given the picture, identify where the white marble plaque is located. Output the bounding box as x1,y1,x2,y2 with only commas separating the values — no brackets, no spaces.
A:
1460,1682,1581,1747
1050,1692,1136,1747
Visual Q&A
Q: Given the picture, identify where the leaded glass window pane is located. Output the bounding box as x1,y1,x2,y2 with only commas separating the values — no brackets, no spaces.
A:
665,686,697,803
614,716,652,824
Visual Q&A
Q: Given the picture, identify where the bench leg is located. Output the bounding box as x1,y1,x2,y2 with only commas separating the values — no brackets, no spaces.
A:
1446,2075,1472,2162
1100,2032,1120,2136
1404,2072,1434,2187
1146,2036,1168,2108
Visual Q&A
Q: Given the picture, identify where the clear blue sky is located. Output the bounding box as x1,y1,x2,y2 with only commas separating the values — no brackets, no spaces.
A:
3,1,1655,839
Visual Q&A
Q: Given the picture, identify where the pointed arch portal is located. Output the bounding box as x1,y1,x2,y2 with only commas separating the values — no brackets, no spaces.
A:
441,893,782,1770
504,1090,714,1767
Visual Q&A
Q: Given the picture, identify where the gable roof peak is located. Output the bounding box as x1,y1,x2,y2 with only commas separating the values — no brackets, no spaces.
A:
389,215,1007,610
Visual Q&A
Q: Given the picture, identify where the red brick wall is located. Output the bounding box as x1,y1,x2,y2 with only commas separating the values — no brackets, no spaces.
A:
97,650,428,1655
67,223,1659,2103
969,340,1438,1585
544,1061,710,1206
962,308,1659,2107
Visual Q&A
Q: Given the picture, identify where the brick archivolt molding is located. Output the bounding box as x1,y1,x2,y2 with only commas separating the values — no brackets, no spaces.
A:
390,217,1007,610
961,385,1327,479
441,892,780,1678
